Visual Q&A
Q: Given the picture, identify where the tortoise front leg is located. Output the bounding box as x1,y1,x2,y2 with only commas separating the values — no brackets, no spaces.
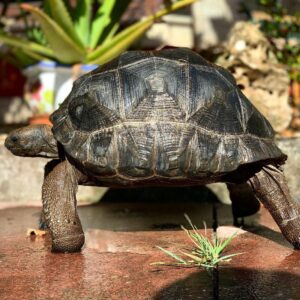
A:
247,164,300,249
42,159,84,252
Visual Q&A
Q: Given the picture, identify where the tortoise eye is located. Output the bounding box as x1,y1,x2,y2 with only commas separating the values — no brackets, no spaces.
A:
10,135,19,143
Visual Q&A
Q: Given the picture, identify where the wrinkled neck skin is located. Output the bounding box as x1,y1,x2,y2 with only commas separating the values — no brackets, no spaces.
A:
5,124,59,158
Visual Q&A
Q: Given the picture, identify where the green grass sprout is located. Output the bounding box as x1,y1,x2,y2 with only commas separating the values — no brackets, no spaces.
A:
152,214,243,269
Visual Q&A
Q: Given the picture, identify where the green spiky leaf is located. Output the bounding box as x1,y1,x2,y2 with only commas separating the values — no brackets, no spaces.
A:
46,0,84,49
73,0,92,47
89,0,117,49
21,3,85,64
87,0,198,64
156,246,188,265
0,33,55,58
90,0,132,49
87,19,152,64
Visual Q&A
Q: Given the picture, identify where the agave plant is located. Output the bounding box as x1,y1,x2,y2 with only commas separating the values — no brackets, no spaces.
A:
0,0,197,65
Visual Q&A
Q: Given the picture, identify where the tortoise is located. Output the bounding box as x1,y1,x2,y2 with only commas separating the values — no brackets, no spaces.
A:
5,48,300,252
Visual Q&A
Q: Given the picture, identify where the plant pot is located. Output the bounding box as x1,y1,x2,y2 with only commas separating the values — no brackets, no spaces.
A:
23,62,98,116
0,59,26,97
28,113,52,126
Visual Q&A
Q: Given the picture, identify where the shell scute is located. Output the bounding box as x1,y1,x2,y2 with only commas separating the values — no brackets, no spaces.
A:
155,48,212,67
88,72,120,111
187,66,233,117
117,125,153,177
68,93,121,132
118,58,187,120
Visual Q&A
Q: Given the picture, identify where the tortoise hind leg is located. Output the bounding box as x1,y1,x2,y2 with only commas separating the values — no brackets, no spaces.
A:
227,183,261,227
247,164,300,249
42,159,85,252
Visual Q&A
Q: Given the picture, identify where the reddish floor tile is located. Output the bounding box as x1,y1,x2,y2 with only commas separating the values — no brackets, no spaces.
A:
0,201,299,299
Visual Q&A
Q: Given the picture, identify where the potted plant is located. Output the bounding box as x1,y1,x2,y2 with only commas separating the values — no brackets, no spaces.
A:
0,0,197,123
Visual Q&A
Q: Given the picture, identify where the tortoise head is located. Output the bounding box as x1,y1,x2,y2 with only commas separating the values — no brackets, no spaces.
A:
5,124,59,158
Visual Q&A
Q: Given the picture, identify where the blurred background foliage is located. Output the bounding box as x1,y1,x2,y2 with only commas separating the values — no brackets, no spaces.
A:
0,0,299,131
0,0,196,66
241,0,300,82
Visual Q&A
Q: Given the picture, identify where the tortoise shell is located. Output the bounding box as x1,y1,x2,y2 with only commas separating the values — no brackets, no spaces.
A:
50,48,284,183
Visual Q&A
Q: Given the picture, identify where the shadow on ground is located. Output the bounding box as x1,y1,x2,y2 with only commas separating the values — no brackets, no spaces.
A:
99,186,220,203
79,186,226,232
0,192,299,299
153,267,300,300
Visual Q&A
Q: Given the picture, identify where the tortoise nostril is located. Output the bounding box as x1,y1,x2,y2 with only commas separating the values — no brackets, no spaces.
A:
10,135,19,143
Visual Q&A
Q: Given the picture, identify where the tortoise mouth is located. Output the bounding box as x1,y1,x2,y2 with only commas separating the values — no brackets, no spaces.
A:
5,146,25,156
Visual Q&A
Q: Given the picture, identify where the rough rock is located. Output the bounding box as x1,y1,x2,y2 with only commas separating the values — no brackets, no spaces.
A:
276,136,300,203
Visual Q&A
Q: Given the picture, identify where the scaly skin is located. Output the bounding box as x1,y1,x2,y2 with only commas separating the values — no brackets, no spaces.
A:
247,164,300,249
5,125,59,158
42,159,84,252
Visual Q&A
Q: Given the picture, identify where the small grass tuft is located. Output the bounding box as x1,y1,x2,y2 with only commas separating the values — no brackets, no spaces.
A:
153,214,242,269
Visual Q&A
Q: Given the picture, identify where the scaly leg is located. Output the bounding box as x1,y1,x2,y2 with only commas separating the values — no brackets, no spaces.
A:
247,164,300,249
42,159,84,252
